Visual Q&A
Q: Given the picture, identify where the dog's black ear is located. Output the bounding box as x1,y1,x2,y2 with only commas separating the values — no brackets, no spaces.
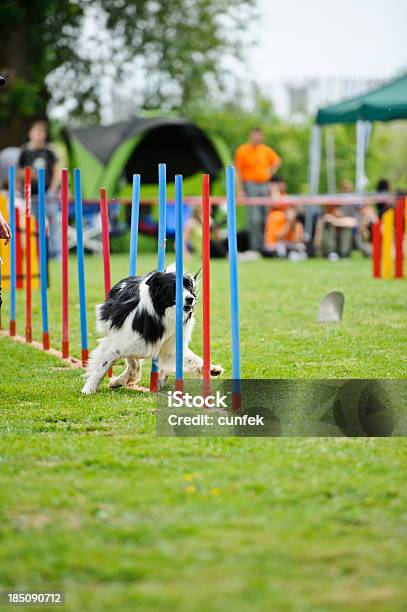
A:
146,272,163,287
193,267,202,286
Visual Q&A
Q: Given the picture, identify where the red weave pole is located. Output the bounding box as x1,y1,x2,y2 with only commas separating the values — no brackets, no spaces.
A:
24,167,32,343
61,169,69,358
100,188,112,377
99,189,111,298
202,174,211,393
175,379,184,393
394,196,404,279
232,392,242,413
82,348,89,368
372,220,382,279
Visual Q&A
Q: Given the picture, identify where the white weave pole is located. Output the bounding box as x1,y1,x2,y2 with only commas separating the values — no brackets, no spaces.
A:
306,124,322,237
325,127,336,194
309,124,322,195
356,120,370,193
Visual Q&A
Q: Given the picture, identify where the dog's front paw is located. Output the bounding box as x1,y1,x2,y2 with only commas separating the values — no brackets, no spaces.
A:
82,382,97,395
210,364,224,377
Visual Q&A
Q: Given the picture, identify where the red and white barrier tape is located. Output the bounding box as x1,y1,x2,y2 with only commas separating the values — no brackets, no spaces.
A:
24,192,398,207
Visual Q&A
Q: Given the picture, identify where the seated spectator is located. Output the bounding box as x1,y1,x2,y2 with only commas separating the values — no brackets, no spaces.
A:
263,178,305,259
263,207,305,258
314,200,357,259
337,179,378,256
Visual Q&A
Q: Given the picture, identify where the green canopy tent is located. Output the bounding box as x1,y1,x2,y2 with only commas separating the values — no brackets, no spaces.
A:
316,74,407,125
63,116,232,199
309,74,407,199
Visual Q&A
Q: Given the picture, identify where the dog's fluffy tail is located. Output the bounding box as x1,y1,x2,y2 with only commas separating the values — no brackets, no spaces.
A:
95,304,110,335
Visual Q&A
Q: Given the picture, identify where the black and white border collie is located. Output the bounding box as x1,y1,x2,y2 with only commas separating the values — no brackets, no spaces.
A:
82,269,223,394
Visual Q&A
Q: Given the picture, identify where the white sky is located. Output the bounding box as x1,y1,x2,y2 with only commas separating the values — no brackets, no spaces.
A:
248,0,407,82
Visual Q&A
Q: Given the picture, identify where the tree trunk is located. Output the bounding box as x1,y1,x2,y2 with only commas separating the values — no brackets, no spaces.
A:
0,0,47,149
0,117,34,150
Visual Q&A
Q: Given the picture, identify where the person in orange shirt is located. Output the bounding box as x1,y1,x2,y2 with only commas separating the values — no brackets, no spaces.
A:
235,128,281,252
264,177,305,258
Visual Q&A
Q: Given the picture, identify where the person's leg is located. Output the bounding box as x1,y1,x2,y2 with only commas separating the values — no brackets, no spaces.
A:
258,183,269,253
244,182,256,250
46,197,61,259
260,204,267,249
245,182,269,252
247,204,265,251
338,228,353,257
244,182,262,252
321,223,336,256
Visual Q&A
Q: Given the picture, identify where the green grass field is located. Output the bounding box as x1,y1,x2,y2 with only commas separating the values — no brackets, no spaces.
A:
0,254,406,611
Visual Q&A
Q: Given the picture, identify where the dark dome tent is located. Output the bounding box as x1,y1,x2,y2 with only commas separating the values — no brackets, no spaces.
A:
63,116,231,199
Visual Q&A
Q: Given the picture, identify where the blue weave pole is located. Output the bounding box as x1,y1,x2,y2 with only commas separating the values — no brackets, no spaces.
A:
226,166,241,405
129,173,141,276
8,166,16,335
150,163,167,389
157,163,167,272
74,168,88,366
37,168,50,349
175,174,184,390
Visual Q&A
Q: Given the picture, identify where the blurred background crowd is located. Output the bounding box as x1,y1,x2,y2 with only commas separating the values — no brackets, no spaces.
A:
0,0,406,263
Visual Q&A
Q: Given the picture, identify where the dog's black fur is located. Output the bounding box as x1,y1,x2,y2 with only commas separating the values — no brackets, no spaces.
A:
99,271,196,343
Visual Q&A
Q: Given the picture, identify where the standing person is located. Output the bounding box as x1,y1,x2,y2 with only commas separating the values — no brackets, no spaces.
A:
235,128,281,252
18,120,60,258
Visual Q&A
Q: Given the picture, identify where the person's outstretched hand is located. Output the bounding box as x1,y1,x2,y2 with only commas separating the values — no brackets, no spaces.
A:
0,211,11,245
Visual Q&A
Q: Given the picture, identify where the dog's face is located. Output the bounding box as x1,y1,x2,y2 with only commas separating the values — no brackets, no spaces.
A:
146,271,198,316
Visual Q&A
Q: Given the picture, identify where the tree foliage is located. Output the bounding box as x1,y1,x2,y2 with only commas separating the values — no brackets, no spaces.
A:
0,0,255,144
